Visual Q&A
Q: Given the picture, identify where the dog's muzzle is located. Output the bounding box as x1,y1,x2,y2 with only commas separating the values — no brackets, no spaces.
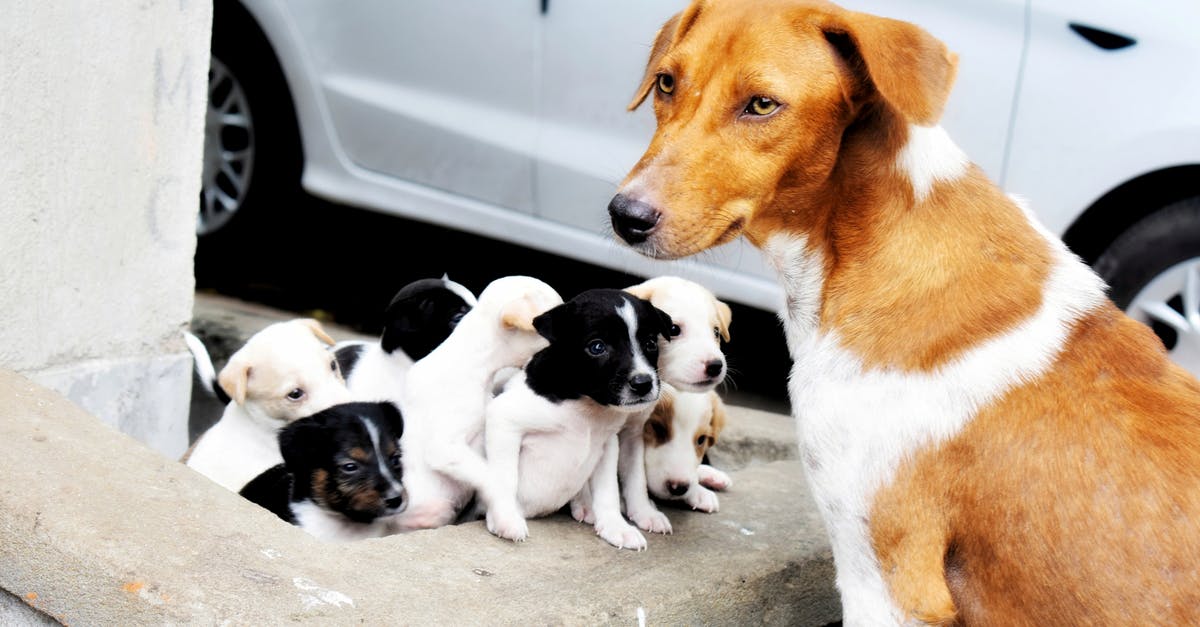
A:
608,194,660,244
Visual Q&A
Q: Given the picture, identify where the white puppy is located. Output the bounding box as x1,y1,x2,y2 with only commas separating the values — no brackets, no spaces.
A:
643,384,732,512
388,275,562,532
481,288,672,550
618,276,732,533
184,318,352,492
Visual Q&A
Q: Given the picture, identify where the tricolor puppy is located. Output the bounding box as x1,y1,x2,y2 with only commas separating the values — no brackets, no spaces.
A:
617,275,732,533
388,275,563,532
642,384,730,512
333,275,476,405
481,288,673,550
612,0,1200,623
184,318,352,493
239,401,407,542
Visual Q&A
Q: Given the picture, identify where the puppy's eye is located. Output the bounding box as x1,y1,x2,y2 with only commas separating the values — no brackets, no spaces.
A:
286,388,305,401
713,326,721,340
669,324,681,338
744,96,780,116
656,73,675,95
586,340,607,356
330,360,338,372
389,453,402,470
643,339,659,354
450,308,468,325
697,435,708,447
340,462,359,473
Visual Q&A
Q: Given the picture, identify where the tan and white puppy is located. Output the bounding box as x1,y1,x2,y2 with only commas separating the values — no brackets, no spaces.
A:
618,276,731,533
185,318,351,492
388,275,563,532
643,384,730,512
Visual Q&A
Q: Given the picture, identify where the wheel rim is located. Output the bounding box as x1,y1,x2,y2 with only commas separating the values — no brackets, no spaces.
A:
1127,257,1200,374
199,56,255,236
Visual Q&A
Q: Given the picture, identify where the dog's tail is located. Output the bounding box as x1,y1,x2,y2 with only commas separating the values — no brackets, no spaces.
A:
184,331,231,405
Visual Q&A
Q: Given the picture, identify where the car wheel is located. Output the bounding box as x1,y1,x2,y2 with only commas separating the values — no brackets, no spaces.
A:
1094,197,1200,373
196,2,302,241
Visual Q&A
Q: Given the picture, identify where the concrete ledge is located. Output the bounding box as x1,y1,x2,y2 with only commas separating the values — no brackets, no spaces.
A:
0,369,839,625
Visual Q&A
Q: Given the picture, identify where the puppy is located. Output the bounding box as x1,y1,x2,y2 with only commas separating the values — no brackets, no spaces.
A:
388,275,563,532
481,288,673,550
618,276,732,533
612,0,1200,623
240,401,407,542
643,384,731,512
334,275,476,405
184,318,352,492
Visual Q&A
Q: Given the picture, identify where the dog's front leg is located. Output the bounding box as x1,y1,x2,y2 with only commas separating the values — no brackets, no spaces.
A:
483,420,529,542
618,415,672,534
589,435,648,551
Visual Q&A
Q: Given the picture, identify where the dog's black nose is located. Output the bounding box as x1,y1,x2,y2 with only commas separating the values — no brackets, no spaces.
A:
628,373,654,396
667,481,689,497
385,495,404,510
705,360,725,378
608,193,660,244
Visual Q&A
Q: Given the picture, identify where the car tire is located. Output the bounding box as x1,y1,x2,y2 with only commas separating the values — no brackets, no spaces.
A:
197,0,302,241
1094,196,1200,372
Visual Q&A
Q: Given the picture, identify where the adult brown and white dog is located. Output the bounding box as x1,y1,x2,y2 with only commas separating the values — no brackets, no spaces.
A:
609,0,1200,624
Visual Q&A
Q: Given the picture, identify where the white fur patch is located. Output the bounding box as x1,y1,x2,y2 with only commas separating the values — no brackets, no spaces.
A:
618,299,658,404
896,125,968,203
762,222,1107,623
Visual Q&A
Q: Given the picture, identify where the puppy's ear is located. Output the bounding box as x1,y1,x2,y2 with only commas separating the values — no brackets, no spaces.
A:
298,318,336,346
650,303,675,341
714,298,732,343
217,356,250,405
628,0,708,111
378,401,404,440
819,8,958,125
624,281,656,303
708,391,727,443
277,415,326,471
532,303,567,343
501,295,546,332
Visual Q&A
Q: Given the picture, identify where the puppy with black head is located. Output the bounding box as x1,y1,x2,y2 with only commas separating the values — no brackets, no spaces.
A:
333,275,476,406
239,401,407,542
479,288,673,550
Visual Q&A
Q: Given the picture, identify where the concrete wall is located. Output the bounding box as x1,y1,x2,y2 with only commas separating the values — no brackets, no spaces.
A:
0,1,211,459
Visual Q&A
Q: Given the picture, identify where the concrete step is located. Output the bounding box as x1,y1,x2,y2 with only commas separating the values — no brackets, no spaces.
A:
0,367,840,625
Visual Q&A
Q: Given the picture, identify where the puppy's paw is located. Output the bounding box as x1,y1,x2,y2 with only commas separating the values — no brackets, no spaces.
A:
486,510,529,543
628,506,672,535
697,464,732,491
685,486,720,513
570,499,595,525
595,517,647,551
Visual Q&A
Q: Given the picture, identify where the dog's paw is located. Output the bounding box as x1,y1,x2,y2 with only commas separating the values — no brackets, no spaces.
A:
486,510,529,543
628,506,672,535
570,499,595,525
595,517,647,551
686,486,720,513
697,464,732,491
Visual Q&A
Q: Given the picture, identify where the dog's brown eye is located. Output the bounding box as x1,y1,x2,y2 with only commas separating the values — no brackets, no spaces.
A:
286,388,305,401
745,96,779,116
340,462,359,473
670,324,681,338
656,73,675,95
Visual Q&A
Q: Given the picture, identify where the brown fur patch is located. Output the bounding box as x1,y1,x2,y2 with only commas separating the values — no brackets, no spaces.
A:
348,447,369,462
645,389,676,448
870,304,1200,624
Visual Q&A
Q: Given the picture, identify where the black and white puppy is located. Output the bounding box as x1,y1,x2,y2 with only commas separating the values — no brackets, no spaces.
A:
480,288,673,550
333,275,476,406
239,401,407,542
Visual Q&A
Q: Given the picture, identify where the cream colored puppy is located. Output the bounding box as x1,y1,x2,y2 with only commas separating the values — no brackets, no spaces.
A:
618,276,731,533
184,318,352,492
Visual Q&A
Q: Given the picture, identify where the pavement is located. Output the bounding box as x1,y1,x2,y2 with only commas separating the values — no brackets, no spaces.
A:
0,292,842,625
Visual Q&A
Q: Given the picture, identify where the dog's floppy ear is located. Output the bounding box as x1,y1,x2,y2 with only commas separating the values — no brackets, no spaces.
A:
708,391,727,444
501,293,553,332
297,318,336,346
377,401,405,441
624,281,656,302
628,0,708,111
650,303,675,341
277,414,327,471
217,355,250,405
531,304,564,343
714,298,732,343
819,8,958,125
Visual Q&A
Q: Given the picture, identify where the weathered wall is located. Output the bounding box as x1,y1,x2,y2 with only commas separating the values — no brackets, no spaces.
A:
0,1,211,458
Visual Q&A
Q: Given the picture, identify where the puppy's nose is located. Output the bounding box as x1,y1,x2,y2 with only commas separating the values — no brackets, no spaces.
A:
608,193,660,244
667,481,689,497
628,373,654,396
705,360,725,378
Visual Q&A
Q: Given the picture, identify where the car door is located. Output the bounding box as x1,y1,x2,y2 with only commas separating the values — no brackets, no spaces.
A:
283,0,539,214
